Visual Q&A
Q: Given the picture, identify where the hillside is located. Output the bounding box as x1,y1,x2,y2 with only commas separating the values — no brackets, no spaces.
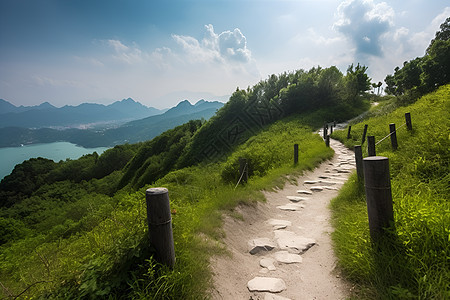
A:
0,65,372,299
330,84,449,299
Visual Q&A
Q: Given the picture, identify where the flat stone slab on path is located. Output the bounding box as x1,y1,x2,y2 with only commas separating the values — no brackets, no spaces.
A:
248,238,276,255
309,186,324,191
247,277,286,293
274,251,303,264
260,258,277,271
303,180,319,184
297,190,313,195
276,203,305,211
274,231,316,254
286,196,308,202
267,219,292,230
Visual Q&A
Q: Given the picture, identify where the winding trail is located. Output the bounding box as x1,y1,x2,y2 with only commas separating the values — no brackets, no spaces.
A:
210,138,355,300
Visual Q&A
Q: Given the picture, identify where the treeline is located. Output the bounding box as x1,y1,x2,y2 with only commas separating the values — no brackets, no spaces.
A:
385,17,450,100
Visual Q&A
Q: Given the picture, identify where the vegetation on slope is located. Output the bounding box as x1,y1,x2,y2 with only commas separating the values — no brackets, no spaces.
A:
0,64,372,299
330,84,449,299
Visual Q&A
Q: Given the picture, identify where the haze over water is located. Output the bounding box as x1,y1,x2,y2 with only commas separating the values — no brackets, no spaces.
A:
0,142,108,181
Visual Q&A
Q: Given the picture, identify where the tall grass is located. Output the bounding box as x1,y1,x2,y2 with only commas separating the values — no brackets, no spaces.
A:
330,85,449,299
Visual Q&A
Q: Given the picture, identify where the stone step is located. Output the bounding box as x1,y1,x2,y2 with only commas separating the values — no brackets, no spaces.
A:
277,203,305,211
248,238,276,255
247,277,286,293
286,196,308,202
274,250,303,264
297,190,313,195
267,219,292,230
274,231,316,254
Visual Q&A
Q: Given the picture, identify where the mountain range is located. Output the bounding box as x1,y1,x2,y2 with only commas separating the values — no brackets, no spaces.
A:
0,99,224,148
0,98,164,128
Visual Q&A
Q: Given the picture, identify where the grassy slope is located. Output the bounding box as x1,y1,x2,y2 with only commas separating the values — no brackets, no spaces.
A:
0,116,333,299
330,85,449,299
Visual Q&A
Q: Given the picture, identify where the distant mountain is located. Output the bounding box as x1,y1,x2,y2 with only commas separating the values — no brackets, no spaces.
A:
0,99,224,148
0,98,163,128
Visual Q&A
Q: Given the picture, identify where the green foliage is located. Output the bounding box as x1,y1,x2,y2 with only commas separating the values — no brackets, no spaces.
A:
330,85,450,299
385,17,450,100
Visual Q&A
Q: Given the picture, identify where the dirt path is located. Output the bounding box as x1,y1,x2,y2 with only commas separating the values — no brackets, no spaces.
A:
210,138,355,300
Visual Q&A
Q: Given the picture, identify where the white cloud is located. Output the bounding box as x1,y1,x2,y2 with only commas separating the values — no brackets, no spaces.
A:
106,39,147,64
173,24,252,64
334,0,394,57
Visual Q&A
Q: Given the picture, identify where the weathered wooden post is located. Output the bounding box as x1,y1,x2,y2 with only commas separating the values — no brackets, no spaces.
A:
146,188,175,268
294,144,299,165
347,125,352,139
239,157,248,184
354,145,363,181
330,125,333,134
405,112,412,131
361,124,368,145
325,135,330,147
323,125,328,139
363,156,394,241
389,123,398,150
367,136,376,156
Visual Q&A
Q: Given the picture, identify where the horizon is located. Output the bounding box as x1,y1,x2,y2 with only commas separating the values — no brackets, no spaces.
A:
1,0,448,108
1,96,227,110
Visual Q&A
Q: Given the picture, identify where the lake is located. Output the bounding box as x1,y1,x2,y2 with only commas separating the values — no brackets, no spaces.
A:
0,142,109,181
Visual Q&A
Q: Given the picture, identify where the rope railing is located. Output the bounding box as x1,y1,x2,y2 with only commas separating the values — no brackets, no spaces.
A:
234,162,248,190
375,122,406,146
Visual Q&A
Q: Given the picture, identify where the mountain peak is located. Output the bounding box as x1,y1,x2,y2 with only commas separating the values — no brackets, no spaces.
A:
176,100,193,107
194,99,206,106
36,102,56,110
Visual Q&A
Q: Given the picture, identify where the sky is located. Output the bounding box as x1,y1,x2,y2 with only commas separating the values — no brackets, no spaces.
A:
0,0,449,109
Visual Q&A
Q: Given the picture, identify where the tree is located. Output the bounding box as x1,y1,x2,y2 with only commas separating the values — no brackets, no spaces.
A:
344,63,371,102
427,16,450,52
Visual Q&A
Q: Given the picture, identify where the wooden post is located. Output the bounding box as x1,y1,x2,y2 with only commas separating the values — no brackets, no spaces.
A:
323,125,328,139
367,136,376,156
405,112,412,131
361,124,368,145
354,145,363,181
146,188,175,268
347,125,352,139
325,135,330,147
333,121,336,127
330,125,333,134
389,123,398,150
239,157,248,184
294,144,299,165
363,156,394,241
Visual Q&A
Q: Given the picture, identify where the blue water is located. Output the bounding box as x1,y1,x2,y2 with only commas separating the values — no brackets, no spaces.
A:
0,142,109,181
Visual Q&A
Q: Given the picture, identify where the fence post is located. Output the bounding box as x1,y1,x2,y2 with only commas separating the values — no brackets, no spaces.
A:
354,145,363,181
367,136,376,156
294,144,299,165
323,125,328,139
330,125,333,134
146,188,175,268
389,123,398,150
361,124,368,145
347,125,352,139
405,112,412,131
325,135,330,147
363,156,394,241
239,157,248,184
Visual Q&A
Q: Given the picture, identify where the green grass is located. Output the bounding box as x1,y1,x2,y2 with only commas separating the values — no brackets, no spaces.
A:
330,85,450,299
0,117,333,299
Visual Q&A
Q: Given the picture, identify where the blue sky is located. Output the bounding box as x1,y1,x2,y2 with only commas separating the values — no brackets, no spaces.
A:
0,0,448,108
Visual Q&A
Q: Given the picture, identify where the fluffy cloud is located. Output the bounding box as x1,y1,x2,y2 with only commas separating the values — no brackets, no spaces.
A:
106,39,146,64
334,0,394,57
173,24,252,64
